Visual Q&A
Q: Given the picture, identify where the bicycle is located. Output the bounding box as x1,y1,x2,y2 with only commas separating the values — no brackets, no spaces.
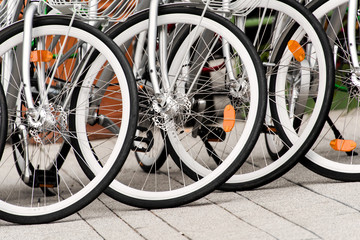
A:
68,0,268,209
139,0,335,191
71,0,336,209
258,0,360,181
0,0,139,224
283,0,360,181
0,0,271,222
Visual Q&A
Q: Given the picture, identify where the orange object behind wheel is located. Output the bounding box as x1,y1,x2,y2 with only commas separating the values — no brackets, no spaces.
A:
223,104,236,132
330,139,357,152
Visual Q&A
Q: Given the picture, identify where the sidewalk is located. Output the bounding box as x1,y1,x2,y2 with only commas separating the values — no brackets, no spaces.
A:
1,163,360,240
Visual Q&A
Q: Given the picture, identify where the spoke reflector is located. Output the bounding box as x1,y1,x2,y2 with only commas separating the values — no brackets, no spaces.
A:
288,40,305,62
30,50,53,63
330,139,357,152
223,104,235,132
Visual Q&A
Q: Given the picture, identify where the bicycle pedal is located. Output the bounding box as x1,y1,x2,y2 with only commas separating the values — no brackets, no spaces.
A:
330,139,357,152
346,151,358,157
33,170,60,188
132,126,154,152
40,187,56,197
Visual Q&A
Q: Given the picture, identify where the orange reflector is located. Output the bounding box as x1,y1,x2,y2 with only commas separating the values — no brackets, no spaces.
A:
287,40,305,62
330,139,357,152
30,50,53,63
223,104,235,132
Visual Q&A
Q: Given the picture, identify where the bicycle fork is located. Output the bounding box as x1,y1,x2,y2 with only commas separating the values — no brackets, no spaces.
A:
147,0,239,131
18,0,77,183
348,0,360,87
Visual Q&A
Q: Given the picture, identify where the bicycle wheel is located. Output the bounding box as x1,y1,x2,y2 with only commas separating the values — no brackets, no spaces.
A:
0,15,137,224
72,4,267,208
165,0,334,190
293,0,360,181
227,0,334,190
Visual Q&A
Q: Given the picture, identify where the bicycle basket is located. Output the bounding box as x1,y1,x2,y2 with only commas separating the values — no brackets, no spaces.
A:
45,0,138,22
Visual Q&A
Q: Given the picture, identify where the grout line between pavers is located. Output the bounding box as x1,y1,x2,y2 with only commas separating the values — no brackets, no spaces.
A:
96,197,147,240
149,210,191,240
205,196,279,240
235,192,322,239
283,177,360,213
76,211,105,239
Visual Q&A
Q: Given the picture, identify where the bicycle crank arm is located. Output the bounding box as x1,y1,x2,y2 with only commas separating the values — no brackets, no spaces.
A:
192,99,206,138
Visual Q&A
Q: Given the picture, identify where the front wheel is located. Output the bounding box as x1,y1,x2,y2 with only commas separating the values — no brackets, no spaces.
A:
0,16,137,224
169,0,334,191
298,0,360,181
95,5,267,208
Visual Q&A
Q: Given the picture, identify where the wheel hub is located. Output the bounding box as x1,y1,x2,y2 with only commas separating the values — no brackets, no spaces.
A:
152,93,191,131
27,104,67,143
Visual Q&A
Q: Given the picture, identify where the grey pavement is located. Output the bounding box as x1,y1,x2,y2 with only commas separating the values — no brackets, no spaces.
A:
1,163,360,240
